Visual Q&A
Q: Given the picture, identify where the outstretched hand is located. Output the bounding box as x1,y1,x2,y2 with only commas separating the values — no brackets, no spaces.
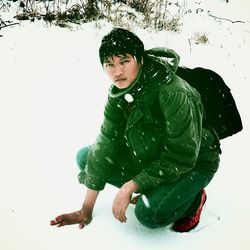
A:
50,209,92,229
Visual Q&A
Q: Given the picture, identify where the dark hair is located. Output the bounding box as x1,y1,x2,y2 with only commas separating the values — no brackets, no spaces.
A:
99,28,145,65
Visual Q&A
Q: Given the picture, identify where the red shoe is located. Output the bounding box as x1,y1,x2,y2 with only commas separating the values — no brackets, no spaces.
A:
172,189,207,232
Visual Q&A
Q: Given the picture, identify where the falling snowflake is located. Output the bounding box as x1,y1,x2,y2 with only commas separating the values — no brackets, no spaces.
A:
141,194,150,208
159,170,164,176
105,157,114,164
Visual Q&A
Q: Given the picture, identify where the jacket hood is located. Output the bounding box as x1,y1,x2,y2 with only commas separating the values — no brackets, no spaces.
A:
145,47,180,73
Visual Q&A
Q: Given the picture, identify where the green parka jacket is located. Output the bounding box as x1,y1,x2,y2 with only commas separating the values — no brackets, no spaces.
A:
79,48,221,193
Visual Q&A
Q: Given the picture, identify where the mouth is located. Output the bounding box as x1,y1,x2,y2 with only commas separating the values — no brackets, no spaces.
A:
114,78,126,83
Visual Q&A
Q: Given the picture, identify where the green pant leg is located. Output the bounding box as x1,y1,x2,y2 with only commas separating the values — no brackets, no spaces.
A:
134,171,213,229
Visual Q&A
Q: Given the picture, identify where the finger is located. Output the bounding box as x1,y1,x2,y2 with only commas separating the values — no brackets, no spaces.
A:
119,211,127,223
79,216,91,229
117,217,124,223
85,216,92,225
50,215,64,226
114,211,122,222
57,221,67,227
79,221,86,229
50,220,58,226
112,207,118,219
122,216,127,223
113,210,127,223
118,216,126,223
55,215,64,223
114,212,121,221
113,212,118,220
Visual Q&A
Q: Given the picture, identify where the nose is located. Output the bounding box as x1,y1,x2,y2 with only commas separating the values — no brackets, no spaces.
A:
114,64,123,77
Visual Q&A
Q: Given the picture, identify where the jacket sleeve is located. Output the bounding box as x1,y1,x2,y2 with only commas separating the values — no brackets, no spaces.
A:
133,83,204,193
82,96,126,190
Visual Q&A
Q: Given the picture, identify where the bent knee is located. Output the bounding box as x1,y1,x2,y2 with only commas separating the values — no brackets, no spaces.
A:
134,199,169,229
76,146,90,170
135,198,173,229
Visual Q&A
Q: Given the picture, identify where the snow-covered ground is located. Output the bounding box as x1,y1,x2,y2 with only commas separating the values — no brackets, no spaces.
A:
0,1,250,249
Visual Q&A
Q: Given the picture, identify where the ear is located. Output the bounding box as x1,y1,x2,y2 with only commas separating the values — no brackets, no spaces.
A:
140,56,144,66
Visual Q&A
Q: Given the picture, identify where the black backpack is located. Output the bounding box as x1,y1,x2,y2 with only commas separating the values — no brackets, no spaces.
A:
176,66,243,139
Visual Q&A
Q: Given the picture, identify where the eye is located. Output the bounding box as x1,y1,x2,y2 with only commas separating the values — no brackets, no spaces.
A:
120,59,130,65
104,63,114,68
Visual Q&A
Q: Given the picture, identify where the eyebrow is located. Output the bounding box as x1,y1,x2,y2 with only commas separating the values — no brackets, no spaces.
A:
104,54,130,63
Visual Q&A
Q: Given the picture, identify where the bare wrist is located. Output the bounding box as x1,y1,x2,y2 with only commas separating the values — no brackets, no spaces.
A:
81,204,94,213
122,180,139,194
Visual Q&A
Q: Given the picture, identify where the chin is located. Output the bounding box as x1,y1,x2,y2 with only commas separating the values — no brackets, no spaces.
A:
114,81,132,89
116,85,128,89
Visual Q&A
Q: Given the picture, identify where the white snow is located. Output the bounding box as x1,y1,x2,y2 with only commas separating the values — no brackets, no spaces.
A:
1,1,250,250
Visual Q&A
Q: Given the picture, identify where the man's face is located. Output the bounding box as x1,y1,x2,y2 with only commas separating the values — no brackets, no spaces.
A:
103,54,142,89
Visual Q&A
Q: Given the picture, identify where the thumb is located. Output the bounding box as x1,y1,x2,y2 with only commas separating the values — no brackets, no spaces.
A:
79,221,86,229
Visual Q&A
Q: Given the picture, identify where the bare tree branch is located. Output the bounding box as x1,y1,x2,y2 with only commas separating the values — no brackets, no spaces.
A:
208,11,245,24
0,18,20,30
